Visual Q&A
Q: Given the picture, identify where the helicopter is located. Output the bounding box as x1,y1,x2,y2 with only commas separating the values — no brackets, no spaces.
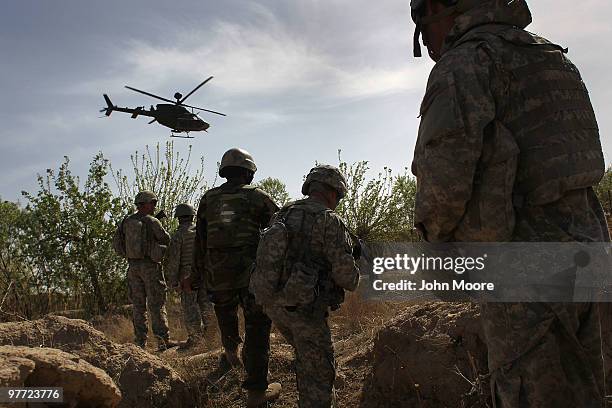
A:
100,76,226,138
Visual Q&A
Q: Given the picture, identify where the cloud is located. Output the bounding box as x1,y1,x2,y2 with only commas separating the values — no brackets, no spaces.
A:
69,1,426,105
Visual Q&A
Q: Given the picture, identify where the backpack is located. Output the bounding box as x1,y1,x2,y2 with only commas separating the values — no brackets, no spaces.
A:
112,215,166,262
249,206,320,307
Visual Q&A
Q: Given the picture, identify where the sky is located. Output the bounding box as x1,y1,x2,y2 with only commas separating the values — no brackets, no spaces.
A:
1,0,611,203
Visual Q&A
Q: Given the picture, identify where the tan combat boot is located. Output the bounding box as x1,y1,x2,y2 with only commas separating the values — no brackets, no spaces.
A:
246,382,282,408
157,338,180,351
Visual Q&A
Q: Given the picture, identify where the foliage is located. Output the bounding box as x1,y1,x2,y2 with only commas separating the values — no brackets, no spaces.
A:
112,141,207,230
0,200,32,320
256,177,291,207
595,165,612,214
335,152,418,242
13,154,127,316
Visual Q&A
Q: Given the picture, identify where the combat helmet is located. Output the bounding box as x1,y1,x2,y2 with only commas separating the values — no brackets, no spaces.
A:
174,203,196,218
134,191,158,205
301,165,348,199
219,148,257,177
410,0,485,57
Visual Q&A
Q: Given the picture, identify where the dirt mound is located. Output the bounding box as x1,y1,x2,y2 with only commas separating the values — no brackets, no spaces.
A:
0,345,121,407
0,315,195,408
353,302,489,408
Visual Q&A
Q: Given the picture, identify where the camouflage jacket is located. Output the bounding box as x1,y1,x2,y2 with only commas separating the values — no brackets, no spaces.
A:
412,0,607,243
164,222,196,288
271,198,360,301
193,181,279,290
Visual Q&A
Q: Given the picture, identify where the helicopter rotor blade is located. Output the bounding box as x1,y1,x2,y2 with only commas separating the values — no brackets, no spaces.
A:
124,86,176,104
181,103,227,116
148,119,157,124
179,76,213,104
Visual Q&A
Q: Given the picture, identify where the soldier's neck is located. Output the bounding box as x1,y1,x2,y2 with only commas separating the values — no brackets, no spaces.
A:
226,176,251,186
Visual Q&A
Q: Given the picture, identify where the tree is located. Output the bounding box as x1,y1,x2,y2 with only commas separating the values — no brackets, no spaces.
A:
335,152,418,242
595,165,612,214
112,141,207,230
256,177,291,206
19,153,127,315
0,199,34,320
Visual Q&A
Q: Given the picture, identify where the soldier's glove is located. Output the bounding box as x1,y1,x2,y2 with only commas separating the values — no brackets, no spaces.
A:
155,210,167,220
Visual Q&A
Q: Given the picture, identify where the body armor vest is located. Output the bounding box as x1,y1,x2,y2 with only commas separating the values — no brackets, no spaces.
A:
205,184,261,248
457,25,604,207
180,225,196,273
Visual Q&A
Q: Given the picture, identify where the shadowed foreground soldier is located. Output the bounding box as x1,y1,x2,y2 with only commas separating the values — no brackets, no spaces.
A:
250,165,360,408
410,0,609,406
112,191,178,351
164,203,210,349
193,148,281,407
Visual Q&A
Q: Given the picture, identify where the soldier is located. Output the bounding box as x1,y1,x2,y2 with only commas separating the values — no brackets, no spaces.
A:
112,191,178,350
251,165,360,408
410,0,609,406
165,203,209,349
193,148,281,407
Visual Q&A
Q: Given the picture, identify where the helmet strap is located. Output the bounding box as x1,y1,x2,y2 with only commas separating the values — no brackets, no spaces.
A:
413,24,423,57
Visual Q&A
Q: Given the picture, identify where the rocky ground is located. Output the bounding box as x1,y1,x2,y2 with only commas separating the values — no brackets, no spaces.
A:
0,296,495,407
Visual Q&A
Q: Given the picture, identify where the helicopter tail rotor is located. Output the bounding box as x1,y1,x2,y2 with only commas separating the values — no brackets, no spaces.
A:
102,94,114,116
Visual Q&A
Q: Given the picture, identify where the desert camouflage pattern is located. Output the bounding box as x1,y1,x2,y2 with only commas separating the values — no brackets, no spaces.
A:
301,165,348,198
116,213,169,262
165,221,208,337
117,212,171,345
174,203,196,218
265,304,336,408
194,181,278,290
134,190,157,205
258,197,360,408
180,288,209,337
411,1,607,406
165,222,197,286
128,260,170,345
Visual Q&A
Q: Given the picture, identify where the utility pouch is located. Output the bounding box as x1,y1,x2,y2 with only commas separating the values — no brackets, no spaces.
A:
280,261,319,307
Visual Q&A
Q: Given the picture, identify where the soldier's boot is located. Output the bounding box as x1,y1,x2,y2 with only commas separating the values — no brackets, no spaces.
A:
222,348,242,368
157,338,180,351
134,338,146,348
179,335,202,350
246,382,282,408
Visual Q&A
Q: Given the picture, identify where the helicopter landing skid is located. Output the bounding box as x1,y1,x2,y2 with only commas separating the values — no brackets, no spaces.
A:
170,131,194,139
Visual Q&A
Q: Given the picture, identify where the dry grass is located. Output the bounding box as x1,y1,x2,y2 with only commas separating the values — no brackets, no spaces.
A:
94,291,408,407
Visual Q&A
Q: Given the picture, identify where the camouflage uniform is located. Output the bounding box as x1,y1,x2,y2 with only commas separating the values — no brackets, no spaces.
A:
411,0,609,406
115,211,171,346
165,218,209,339
254,166,360,408
193,180,279,391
